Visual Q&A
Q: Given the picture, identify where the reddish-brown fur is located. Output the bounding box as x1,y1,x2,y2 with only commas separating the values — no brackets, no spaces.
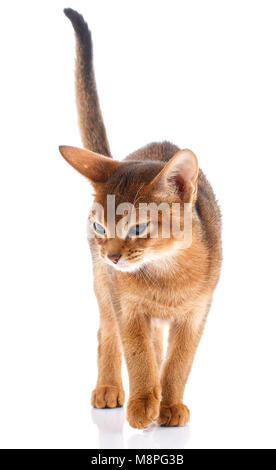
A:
60,9,222,428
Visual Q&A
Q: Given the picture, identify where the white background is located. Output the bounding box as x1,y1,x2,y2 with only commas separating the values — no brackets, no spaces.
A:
0,0,276,449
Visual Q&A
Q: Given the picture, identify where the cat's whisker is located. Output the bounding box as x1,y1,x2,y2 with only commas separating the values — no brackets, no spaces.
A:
138,268,150,288
140,265,161,290
133,183,145,207
62,7,221,431
142,265,158,287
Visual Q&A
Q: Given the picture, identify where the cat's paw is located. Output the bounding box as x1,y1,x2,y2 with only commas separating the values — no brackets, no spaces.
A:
91,385,125,408
127,390,160,429
158,402,190,426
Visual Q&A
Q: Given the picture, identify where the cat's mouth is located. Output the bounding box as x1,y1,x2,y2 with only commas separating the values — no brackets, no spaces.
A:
105,256,144,273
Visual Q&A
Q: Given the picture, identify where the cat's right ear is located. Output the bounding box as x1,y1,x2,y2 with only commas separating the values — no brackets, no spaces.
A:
150,149,199,203
59,146,121,183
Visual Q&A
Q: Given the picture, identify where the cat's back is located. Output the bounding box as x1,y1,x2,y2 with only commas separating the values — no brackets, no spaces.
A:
125,141,220,223
126,141,222,262
125,141,179,163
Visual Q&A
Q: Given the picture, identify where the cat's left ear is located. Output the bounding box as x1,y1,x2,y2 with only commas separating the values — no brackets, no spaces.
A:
151,149,199,203
58,145,121,183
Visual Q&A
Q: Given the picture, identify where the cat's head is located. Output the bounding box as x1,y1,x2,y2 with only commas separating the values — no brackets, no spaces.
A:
59,145,198,272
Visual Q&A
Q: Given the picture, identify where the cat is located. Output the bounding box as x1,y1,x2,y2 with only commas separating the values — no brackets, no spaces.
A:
59,8,222,428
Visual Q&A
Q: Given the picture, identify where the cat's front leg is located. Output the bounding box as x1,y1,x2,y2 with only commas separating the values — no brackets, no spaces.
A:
91,277,124,409
117,309,161,429
159,306,208,426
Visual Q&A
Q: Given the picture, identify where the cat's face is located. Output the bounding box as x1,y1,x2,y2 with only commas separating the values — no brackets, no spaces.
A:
59,146,198,272
88,192,177,272
90,216,174,272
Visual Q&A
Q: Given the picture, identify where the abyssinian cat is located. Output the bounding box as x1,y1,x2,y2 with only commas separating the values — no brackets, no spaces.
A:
59,9,222,428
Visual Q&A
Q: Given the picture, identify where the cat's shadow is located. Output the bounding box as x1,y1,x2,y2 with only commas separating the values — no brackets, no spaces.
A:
91,407,190,449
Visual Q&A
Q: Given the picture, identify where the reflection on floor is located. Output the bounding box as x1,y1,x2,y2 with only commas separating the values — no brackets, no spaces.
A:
91,407,190,449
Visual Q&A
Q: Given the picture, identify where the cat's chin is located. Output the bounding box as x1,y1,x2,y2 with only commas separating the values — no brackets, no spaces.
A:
115,265,139,273
105,258,142,273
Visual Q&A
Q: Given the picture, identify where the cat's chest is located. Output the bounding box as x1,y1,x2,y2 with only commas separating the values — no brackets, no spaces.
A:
119,278,197,319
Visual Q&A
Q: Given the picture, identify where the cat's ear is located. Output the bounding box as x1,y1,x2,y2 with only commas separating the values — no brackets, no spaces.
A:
59,146,121,183
151,149,199,202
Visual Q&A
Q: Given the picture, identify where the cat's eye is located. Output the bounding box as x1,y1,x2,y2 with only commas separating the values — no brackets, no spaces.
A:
93,222,106,235
128,223,148,238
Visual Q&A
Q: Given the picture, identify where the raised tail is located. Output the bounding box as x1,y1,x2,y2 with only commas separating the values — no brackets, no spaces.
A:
64,8,111,156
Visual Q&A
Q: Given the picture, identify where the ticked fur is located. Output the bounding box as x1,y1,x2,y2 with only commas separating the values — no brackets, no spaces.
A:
61,9,222,428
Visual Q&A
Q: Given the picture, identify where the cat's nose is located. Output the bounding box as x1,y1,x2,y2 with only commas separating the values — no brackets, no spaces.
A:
107,253,121,264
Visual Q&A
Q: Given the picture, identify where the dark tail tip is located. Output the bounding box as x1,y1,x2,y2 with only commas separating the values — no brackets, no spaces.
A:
63,8,91,44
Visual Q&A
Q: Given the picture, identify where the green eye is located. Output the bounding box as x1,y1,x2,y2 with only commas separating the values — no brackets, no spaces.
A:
128,223,148,237
93,222,106,235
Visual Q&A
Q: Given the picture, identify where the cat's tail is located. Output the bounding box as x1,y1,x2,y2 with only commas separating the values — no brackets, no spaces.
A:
64,8,111,156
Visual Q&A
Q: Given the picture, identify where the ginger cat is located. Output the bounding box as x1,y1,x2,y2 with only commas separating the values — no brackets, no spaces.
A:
60,9,222,428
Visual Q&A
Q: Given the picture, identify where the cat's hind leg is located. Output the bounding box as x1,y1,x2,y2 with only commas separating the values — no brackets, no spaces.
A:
151,321,164,370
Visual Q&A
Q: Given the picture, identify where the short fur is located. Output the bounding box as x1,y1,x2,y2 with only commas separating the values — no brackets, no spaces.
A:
60,9,222,428
64,8,111,155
